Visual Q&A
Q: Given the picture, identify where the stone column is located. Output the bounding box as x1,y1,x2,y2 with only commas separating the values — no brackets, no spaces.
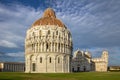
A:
30,59,31,73
13,64,15,72
45,56,47,73
36,43,39,53
14,64,16,72
62,57,64,72
10,64,12,71
54,43,55,52
41,43,42,52
54,43,56,52
18,64,19,72
68,56,70,72
62,44,65,53
62,44,63,53
64,44,65,53
39,43,40,52
43,43,44,52
60,43,61,53
50,42,53,52
40,43,42,52
35,57,37,73
37,43,39,53
34,44,36,53
8,64,9,71
59,43,61,52
57,43,58,52
44,43,46,52
54,57,56,72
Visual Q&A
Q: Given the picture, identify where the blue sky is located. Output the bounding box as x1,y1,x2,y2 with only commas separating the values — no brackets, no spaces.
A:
0,0,120,66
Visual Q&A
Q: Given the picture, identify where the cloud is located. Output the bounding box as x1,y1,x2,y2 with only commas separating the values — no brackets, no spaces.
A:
51,0,120,48
6,52,24,58
0,2,43,62
0,3,43,49
49,0,120,65
0,51,24,62
0,40,18,48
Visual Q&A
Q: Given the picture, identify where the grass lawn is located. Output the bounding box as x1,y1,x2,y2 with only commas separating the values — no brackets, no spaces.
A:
0,72,120,80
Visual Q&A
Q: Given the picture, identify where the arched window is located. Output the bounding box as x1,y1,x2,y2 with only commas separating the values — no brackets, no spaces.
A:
58,57,60,63
56,31,58,35
40,57,42,63
58,43,60,50
48,30,50,34
46,43,49,50
49,57,51,63
32,44,34,50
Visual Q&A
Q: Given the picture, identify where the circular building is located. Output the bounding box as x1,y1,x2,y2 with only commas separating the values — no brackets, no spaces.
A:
25,8,73,73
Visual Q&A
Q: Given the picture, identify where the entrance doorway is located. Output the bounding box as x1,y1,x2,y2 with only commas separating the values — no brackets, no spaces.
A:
72,68,74,72
32,63,36,71
77,67,80,72
84,66,86,71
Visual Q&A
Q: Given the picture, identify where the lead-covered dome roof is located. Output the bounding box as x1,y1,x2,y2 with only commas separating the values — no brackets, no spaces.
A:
32,8,66,28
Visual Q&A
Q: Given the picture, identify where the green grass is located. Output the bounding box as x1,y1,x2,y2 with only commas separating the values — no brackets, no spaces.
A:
0,72,120,80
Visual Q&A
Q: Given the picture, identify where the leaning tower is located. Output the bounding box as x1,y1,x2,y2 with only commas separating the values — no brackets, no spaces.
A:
102,50,108,63
25,8,73,73
102,50,109,71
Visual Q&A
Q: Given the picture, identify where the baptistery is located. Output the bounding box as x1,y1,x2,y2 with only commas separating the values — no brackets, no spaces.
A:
25,8,73,73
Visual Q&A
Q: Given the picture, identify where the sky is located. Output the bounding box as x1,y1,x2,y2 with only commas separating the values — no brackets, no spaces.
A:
0,0,120,66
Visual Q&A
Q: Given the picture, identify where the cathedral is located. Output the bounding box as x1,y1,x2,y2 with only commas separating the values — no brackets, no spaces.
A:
25,8,108,73
71,49,108,72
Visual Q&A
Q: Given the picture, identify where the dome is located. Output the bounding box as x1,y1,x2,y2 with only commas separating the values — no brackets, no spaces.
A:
32,8,66,28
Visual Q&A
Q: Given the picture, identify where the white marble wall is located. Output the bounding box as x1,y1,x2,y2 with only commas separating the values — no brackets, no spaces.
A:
25,25,72,73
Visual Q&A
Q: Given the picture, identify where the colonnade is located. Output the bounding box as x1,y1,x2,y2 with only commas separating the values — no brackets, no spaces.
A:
26,42,71,54
1,63,25,72
25,27,72,55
